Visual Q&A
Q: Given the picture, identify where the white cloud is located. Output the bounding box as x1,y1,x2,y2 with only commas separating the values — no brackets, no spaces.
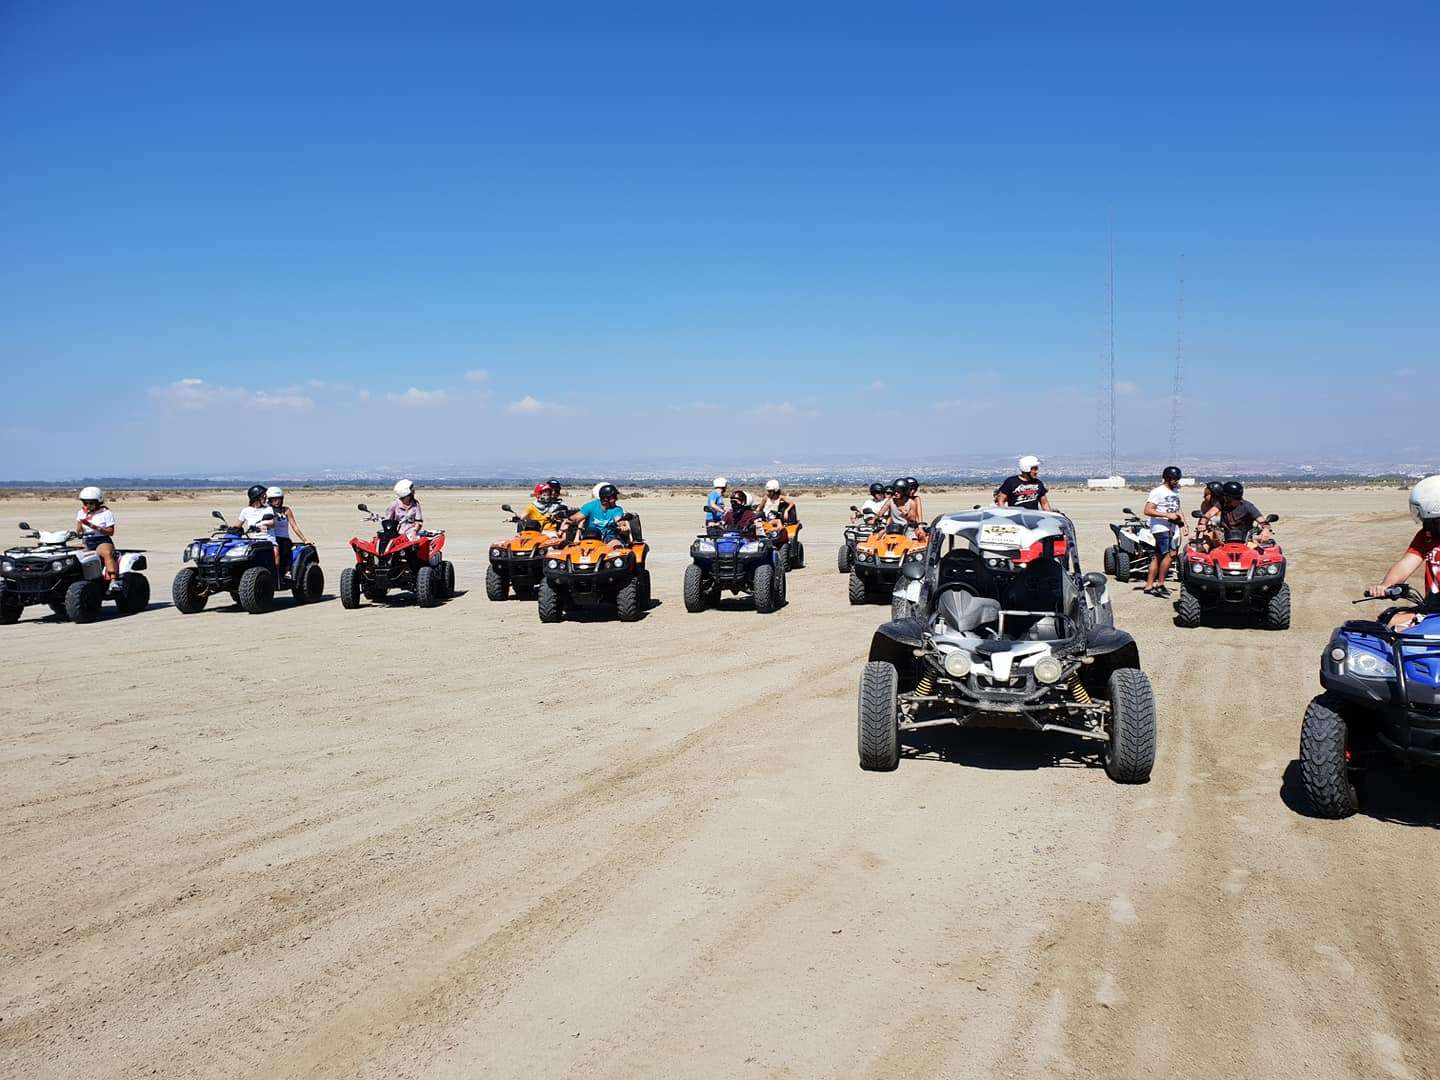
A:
464,369,490,383
749,401,819,418
150,378,313,411
506,394,566,414
386,387,448,406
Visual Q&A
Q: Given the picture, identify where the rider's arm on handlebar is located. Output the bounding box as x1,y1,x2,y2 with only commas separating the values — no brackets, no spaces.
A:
1369,550,1424,597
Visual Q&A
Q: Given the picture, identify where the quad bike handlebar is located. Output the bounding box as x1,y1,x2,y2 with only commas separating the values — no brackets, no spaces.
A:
1355,584,1425,606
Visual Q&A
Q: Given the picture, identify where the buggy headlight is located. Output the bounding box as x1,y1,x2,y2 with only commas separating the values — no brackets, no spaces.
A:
1033,657,1064,684
943,651,971,678
1347,650,1395,679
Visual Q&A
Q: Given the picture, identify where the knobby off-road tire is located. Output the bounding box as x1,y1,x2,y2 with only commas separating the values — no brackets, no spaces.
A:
171,567,208,614
617,572,645,622
773,562,786,608
442,560,456,597
293,561,324,604
848,570,868,605
789,539,805,570
892,594,918,622
754,563,777,614
537,579,564,623
837,544,852,573
339,567,362,609
65,579,104,623
683,564,707,612
1175,588,1202,628
117,573,150,615
1105,668,1157,783
1114,550,1131,583
0,592,21,625
1103,545,1117,577
485,565,508,602
858,661,900,771
416,564,439,608
1299,693,1359,818
239,566,276,614
1265,583,1292,631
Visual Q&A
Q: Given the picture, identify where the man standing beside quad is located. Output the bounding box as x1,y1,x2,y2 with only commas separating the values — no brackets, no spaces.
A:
995,455,1052,510
1142,466,1186,597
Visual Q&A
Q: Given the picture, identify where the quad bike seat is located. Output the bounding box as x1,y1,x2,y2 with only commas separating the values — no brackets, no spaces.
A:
937,590,1002,634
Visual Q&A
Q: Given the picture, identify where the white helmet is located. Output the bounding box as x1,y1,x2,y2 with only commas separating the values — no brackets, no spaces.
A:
765,479,781,492
1409,475,1440,524
713,476,728,489
393,479,415,498
1018,455,1040,472
592,482,605,499
79,485,103,502
266,486,284,499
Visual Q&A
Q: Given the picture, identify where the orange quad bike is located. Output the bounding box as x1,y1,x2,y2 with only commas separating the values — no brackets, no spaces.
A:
758,511,805,570
849,525,926,605
486,501,569,601
537,513,651,623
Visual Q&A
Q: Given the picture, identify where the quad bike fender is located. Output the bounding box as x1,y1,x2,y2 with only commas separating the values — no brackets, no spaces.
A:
632,543,649,567
76,551,104,580
118,552,147,574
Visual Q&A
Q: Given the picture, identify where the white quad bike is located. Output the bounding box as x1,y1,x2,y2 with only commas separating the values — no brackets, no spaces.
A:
1103,507,1175,583
862,508,1157,784
0,521,150,624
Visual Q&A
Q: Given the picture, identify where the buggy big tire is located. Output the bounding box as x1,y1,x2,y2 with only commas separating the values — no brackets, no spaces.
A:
1175,587,1202,628
1265,583,1292,631
339,567,362,609
858,661,900,771
754,563,777,614
837,544,852,573
848,570,868,605
789,539,805,570
773,562,786,608
485,565,508,602
1113,550,1131,583
238,567,276,614
65,579,104,624
617,573,645,622
683,564,707,612
293,562,324,604
171,567,208,614
0,593,20,625
537,579,564,623
1103,545,1117,577
416,564,439,608
1299,694,1359,818
117,573,150,615
442,560,456,597
892,594,918,622
1104,668,1157,783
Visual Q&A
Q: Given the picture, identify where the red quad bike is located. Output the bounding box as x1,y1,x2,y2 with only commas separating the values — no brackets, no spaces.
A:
339,502,455,609
1175,510,1289,630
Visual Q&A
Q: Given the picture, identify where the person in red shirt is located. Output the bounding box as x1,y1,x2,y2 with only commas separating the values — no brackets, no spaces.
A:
1367,476,1440,628
721,490,758,535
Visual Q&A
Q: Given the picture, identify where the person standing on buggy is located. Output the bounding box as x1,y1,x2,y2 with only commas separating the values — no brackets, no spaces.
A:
75,486,118,581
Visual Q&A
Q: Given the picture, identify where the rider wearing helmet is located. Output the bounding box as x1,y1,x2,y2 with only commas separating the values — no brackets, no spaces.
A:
525,479,565,527
904,476,925,524
1201,480,1269,548
238,483,274,535
721,489,758,534
1142,466,1186,597
877,478,924,535
852,482,886,523
706,477,729,526
75,486,118,580
1366,476,1440,628
265,486,311,577
384,479,424,540
568,483,630,544
996,455,1051,511
759,479,796,523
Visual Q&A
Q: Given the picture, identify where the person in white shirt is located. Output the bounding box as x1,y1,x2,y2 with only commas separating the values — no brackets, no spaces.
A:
1142,466,1186,597
75,486,118,580
852,483,887,523
237,484,274,534
266,486,311,579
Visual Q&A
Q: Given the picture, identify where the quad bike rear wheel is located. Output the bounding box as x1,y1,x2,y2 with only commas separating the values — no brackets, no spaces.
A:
171,567,208,614
239,567,276,614
683,564,707,612
754,563,777,614
1175,587,1202,628
485,565,508,601
848,570,868,605
1113,550,1131,583
65,579,104,623
537,579,564,623
1264,583,1292,631
442,560,456,598
858,661,900,771
117,573,150,615
416,564,439,608
1104,668,1157,783
301,562,325,603
339,567,362,609
1103,545,1117,576
837,544,852,573
789,539,805,570
1298,693,1359,819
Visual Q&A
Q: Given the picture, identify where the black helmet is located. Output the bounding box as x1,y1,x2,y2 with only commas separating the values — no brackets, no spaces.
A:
905,476,919,492
1205,480,1224,496
598,483,619,501
1221,480,1245,499
892,478,909,496
885,482,897,496
1162,466,1182,482
247,484,267,502
546,477,561,491
869,482,885,498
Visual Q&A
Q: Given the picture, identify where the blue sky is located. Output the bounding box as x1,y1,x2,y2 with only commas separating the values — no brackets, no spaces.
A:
2,3,1436,477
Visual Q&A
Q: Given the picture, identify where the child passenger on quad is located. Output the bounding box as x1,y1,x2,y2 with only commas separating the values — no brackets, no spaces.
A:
76,486,118,581
567,483,631,546
384,479,424,540
524,479,565,527
265,486,312,578
1366,475,1440,629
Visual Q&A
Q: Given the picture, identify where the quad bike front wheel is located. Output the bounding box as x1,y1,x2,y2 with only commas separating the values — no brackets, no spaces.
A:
442,560,456,598
416,564,439,608
339,567,362,609
116,573,150,615
0,593,21,625
858,661,900,771
65,579,104,623
239,567,276,614
1113,550,1131,583
754,563,778,614
1103,545,1117,576
171,567,208,614
1298,693,1359,819
837,544,852,573
537,579,564,623
1175,588,1202,628
683,564,707,612
1104,668,1157,783
485,565,508,601
1264,583,1292,631
616,570,649,622
848,570,868,605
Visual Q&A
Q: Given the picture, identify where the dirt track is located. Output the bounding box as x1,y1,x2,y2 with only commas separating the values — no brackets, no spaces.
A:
2,487,1437,1080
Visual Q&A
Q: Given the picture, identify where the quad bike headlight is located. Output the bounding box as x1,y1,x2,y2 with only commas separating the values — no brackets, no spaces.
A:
547,559,559,569
1033,657,1064,685
943,650,971,678
696,540,716,553
223,546,250,560
52,559,69,572
1347,650,1396,679
490,547,503,558
611,557,626,568
0,559,13,573
740,541,763,555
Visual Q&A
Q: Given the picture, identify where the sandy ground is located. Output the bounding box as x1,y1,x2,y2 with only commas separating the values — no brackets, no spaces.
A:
1,486,1437,1080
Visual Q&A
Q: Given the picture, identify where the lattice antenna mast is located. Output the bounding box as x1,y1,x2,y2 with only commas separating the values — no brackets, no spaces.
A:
1106,220,1117,477
1168,256,1185,460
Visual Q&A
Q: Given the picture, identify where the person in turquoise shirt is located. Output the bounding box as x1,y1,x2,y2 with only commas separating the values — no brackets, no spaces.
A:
568,484,631,544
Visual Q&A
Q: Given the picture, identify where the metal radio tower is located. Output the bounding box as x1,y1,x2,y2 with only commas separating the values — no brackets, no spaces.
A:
1105,222,1117,477
1168,257,1184,460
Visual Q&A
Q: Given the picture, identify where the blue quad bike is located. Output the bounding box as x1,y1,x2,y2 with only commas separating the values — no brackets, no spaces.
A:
172,510,324,615
683,520,787,614
1299,584,1440,817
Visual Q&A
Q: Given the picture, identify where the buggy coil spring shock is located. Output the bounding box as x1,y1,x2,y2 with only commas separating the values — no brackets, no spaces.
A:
1068,676,1092,704
915,672,935,696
